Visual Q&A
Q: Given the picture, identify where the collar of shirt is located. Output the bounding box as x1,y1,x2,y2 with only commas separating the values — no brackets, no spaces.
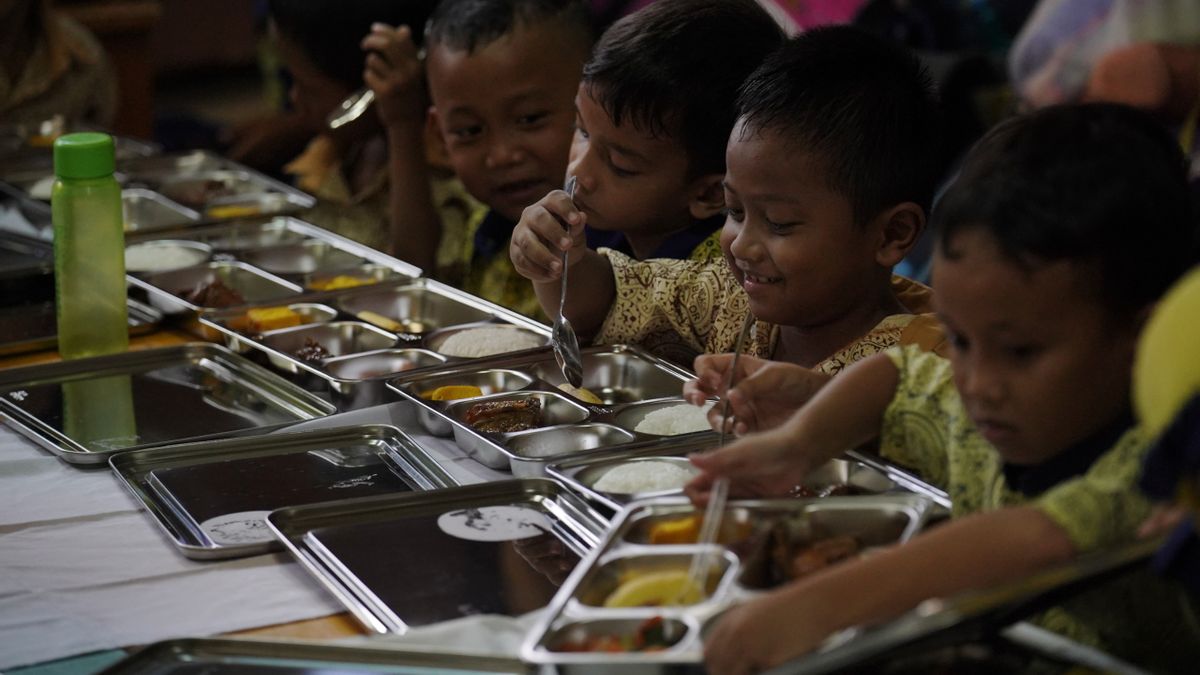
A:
584,214,724,260
1002,408,1136,497
472,209,517,262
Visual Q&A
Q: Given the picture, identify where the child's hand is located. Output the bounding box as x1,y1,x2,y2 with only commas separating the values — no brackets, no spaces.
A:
704,587,831,674
362,24,426,130
509,190,587,282
684,354,830,434
684,425,811,505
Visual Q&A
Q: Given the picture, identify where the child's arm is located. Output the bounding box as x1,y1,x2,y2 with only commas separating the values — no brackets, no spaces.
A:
509,191,616,339
685,353,897,504
363,24,441,272
704,506,1077,674
683,354,832,435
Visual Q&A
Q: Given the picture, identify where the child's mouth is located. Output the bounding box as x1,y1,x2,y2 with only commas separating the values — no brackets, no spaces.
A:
494,178,545,199
742,272,783,285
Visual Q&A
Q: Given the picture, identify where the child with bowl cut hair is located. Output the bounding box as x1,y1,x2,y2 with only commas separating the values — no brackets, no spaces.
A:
688,103,1200,674
512,26,947,370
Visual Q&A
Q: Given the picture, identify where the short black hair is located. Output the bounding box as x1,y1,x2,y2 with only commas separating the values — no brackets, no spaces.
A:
934,103,1197,317
270,0,439,90
426,0,593,54
583,0,784,178
736,26,944,223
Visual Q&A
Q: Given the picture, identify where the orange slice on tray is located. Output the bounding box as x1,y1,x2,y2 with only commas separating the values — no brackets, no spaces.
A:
425,385,484,401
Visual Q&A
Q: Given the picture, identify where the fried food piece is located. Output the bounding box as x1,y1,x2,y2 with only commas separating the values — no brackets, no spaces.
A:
245,306,302,332
789,535,860,579
179,279,245,308
465,397,542,433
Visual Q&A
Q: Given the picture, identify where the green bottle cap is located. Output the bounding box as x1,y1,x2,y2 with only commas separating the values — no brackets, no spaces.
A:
53,132,115,179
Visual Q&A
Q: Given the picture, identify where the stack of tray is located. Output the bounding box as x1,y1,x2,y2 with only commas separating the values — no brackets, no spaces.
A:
0,342,334,465
522,494,936,671
388,345,716,475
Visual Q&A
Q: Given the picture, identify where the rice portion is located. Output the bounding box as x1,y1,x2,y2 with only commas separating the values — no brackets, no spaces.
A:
592,460,697,494
633,402,713,435
437,327,544,358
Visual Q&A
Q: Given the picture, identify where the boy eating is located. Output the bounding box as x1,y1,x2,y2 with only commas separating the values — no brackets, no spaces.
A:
512,26,946,369
689,104,1200,674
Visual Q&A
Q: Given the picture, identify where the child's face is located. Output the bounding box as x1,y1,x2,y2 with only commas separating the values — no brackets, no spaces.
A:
719,123,882,327
276,31,354,134
567,85,696,235
426,20,583,222
934,228,1140,465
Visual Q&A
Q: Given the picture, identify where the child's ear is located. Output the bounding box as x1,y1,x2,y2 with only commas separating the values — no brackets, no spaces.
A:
687,173,726,220
873,202,925,267
423,106,451,168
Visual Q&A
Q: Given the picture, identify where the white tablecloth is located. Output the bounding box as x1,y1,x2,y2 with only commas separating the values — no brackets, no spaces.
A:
0,402,509,669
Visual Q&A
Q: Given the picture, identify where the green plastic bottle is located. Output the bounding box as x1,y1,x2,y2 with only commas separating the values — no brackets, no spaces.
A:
52,132,129,358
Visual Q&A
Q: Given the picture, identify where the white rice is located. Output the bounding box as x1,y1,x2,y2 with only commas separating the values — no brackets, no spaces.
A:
436,327,544,358
633,402,713,435
592,460,698,494
125,243,208,272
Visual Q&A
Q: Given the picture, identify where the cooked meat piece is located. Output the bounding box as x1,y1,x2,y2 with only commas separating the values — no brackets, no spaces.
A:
179,279,245,308
292,337,331,363
789,535,860,580
465,398,542,433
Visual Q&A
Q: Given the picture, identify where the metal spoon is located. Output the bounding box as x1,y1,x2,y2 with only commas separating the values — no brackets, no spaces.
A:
551,176,584,388
327,88,375,131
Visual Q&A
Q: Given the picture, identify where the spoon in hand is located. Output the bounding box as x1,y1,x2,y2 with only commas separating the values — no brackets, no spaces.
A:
551,176,584,389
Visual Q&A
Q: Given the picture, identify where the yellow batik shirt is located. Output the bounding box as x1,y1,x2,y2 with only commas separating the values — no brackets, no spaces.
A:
594,250,946,369
879,344,1200,670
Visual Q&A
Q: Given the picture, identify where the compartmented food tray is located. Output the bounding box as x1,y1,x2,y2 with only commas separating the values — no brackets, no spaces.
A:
109,424,454,559
388,344,715,474
126,217,422,322
548,438,942,514
522,494,935,671
0,342,335,465
199,277,549,409
98,637,526,675
268,478,608,634
119,150,315,219
123,188,202,232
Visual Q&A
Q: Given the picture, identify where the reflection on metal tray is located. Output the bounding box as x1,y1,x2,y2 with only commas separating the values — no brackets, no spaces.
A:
0,297,160,358
522,494,935,672
98,637,527,675
131,260,304,315
0,342,334,465
123,188,201,232
199,277,549,411
388,344,712,474
548,438,942,514
268,478,608,634
109,424,454,559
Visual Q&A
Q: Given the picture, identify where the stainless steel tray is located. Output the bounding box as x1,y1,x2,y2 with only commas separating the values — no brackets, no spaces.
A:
548,438,941,514
388,344,713,473
131,259,305,314
98,637,527,675
0,342,335,465
522,493,935,671
109,424,454,559
268,478,609,634
200,277,549,410
123,187,201,232
126,218,423,327
120,151,315,220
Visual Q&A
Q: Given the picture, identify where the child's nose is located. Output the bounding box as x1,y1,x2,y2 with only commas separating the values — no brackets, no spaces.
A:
728,223,761,261
960,360,1005,406
484,134,525,169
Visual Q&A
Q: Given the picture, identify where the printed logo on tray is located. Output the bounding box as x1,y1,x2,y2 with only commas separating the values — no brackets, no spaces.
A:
436,505,553,542
200,510,274,545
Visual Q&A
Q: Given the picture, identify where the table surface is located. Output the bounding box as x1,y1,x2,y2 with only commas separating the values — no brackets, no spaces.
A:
0,328,371,650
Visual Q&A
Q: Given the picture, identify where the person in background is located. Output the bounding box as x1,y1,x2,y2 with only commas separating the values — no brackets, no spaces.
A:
512,26,946,370
365,0,594,319
0,0,116,128
268,0,441,254
687,104,1199,674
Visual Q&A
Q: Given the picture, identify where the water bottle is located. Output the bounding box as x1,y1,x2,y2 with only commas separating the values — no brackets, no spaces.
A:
52,132,129,358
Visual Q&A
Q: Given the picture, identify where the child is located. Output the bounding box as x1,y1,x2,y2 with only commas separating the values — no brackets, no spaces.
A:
511,26,947,369
567,0,785,262
269,0,440,252
367,0,594,319
688,103,1199,674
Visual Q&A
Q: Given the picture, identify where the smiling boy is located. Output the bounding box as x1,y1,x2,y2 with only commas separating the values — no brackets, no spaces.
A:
689,104,1200,674
512,26,946,369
